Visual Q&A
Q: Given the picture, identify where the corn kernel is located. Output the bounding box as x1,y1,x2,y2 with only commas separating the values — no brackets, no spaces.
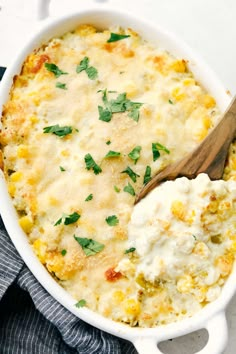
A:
123,298,141,316
216,254,234,276
8,183,16,197
171,200,186,221
113,290,125,304
195,127,208,141
193,242,210,258
33,239,47,263
203,116,212,129
171,60,187,73
177,274,194,293
48,196,60,206
183,78,195,86
61,149,70,157
202,94,216,109
10,171,23,182
75,24,96,36
172,87,185,101
230,240,236,253
17,145,30,158
30,115,39,124
125,82,138,99
19,216,33,234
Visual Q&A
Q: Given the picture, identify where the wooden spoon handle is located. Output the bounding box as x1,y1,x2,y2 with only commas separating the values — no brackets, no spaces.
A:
135,97,236,204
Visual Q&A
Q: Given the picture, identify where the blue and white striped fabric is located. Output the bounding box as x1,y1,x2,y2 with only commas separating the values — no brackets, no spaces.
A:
0,214,137,354
0,67,137,353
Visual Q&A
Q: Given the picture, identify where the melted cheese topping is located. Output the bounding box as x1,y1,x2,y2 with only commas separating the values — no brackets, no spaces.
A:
1,24,236,327
118,174,236,307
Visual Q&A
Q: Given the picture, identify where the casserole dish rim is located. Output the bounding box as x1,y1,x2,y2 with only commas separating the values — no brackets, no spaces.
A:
0,6,233,353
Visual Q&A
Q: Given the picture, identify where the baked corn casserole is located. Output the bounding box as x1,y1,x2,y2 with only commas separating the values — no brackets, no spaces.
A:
1,24,236,327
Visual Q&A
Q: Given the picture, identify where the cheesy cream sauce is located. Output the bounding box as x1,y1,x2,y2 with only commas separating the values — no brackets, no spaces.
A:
1,24,236,327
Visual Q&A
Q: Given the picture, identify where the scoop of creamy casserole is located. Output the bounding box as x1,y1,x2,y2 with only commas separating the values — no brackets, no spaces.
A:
0,24,236,327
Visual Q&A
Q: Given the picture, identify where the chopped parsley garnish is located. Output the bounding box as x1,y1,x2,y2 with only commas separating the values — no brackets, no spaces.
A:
105,215,119,226
56,82,67,90
86,66,98,80
106,140,111,145
168,99,174,104
143,166,152,185
85,194,93,201
105,150,121,158
98,90,142,122
75,299,86,308
84,153,102,175
128,146,142,164
60,166,66,172
124,247,136,254
122,166,140,183
54,212,80,226
114,185,120,193
61,249,67,256
192,234,197,241
76,56,98,80
152,142,170,161
123,182,135,196
107,33,131,43
43,124,72,137
98,106,112,122
76,57,88,72
74,236,104,256
44,63,68,78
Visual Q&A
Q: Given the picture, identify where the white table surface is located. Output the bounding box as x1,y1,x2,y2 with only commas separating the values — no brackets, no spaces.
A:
0,1,235,353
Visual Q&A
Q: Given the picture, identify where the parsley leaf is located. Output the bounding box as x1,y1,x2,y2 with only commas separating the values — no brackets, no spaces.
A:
169,99,174,104
85,194,93,201
44,63,68,78
98,106,112,122
143,166,152,185
123,182,135,196
107,33,131,43
106,140,111,145
76,56,98,80
114,185,120,193
122,166,140,183
76,57,89,73
128,146,141,164
54,212,80,226
43,125,72,137
74,235,104,256
125,101,143,122
64,212,80,225
105,215,119,226
61,249,67,256
54,217,62,226
60,166,66,172
124,247,136,254
110,93,127,113
56,82,67,90
86,66,98,80
152,142,170,161
84,153,102,175
98,90,143,122
105,150,121,158
75,299,86,308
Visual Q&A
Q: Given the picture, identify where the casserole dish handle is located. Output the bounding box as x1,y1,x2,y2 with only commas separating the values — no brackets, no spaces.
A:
35,0,107,20
133,311,228,354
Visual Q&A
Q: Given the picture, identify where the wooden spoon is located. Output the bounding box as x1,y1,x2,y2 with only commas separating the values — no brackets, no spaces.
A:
135,96,236,204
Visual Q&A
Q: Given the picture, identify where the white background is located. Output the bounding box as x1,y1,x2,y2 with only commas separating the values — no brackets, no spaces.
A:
0,0,236,353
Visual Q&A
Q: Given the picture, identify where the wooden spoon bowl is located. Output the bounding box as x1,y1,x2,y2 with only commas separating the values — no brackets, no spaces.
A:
135,96,236,204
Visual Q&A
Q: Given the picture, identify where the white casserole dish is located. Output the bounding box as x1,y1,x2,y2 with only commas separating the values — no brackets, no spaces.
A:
0,2,234,353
